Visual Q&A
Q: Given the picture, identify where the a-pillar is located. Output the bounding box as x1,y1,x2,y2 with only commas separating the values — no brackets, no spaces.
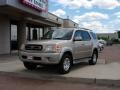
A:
17,21,27,49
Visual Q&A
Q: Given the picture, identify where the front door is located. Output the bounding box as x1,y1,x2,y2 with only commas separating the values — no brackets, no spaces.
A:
73,30,92,60
73,30,85,59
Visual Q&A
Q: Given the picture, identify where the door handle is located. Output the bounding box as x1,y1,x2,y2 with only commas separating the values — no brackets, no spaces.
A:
81,43,85,45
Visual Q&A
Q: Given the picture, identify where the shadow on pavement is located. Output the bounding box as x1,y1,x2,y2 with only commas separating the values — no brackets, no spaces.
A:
18,62,89,75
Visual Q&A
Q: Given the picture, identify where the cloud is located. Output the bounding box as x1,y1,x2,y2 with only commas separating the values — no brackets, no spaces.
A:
49,1,120,33
52,0,120,9
51,9,66,17
54,0,92,9
72,12,116,33
81,21,102,29
114,12,120,18
108,18,120,31
91,0,120,9
79,21,115,33
73,12,109,23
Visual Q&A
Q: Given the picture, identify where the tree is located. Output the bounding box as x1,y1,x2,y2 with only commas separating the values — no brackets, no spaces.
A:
117,31,120,38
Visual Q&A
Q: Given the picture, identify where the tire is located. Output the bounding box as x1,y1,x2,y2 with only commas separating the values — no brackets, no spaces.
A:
23,62,37,70
89,51,98,65
58,54,72,74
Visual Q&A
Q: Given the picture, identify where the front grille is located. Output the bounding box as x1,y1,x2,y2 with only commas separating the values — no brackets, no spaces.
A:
25,44,43,51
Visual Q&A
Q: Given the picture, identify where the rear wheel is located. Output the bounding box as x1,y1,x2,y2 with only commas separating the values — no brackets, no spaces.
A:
89,51,98,65
58,54,72,74
23,62,37,70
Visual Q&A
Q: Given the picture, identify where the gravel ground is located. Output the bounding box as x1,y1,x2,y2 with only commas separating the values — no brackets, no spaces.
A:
99,44,120,64
0,75,120,90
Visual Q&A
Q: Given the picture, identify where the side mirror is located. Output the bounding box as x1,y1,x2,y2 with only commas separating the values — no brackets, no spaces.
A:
73,36,82,41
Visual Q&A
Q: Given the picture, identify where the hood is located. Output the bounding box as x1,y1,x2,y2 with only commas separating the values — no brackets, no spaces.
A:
26,40,68,45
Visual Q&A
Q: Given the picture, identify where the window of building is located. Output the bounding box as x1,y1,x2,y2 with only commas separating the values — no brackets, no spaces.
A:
56,18,58,21
26,27,44,41
10,24,18,50
11,25,17,41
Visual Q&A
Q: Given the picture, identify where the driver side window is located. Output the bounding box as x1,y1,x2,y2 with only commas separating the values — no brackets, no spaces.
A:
74,31,82,41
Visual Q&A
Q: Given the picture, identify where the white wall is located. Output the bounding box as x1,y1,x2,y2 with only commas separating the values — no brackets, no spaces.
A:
0,17,10,54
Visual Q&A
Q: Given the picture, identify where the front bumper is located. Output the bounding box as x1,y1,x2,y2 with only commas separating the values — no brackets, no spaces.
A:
19,51,62,64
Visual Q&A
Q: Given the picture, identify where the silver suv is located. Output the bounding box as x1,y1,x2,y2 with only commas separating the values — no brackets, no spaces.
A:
19,28,98,74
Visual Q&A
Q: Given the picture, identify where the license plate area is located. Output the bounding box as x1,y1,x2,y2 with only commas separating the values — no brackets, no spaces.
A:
33,57,41,61
27,56,33,60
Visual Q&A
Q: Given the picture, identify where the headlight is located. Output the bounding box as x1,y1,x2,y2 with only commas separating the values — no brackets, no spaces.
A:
45,44,62,53
20,44,25,50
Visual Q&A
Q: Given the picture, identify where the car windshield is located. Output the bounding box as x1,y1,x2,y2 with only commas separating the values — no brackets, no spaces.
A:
42,30,73,40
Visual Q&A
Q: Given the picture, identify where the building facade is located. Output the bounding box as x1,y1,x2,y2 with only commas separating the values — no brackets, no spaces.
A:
97,33,118,40
63,19,78,28
0,0,78,54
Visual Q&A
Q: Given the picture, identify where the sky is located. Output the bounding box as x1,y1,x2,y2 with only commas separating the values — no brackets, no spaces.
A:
49,0,120,33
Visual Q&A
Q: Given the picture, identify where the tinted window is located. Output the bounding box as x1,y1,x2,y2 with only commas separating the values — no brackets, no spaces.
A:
74,30,82,40
90,32,97,40
81,31,91,41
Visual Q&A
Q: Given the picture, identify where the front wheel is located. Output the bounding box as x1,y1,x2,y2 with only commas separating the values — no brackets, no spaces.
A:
58,54,72,74
23,62,37,70
89,51,98,65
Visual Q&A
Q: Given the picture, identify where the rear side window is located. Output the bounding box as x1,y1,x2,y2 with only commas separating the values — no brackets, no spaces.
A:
90,32,97,40
81,31,91,41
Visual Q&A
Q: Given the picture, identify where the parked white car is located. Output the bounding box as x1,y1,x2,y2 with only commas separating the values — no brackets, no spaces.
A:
98,39,106,51
98,41,104,51
99,39,106,45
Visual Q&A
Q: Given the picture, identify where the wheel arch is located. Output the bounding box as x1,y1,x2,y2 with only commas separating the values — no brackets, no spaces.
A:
60,51,73,64
93,48,98,57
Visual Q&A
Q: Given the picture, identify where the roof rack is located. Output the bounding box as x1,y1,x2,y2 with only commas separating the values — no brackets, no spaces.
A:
78,27,93,31
51,27,78,30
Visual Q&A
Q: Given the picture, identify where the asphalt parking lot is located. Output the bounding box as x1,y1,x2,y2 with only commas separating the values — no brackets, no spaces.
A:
99,44,120,64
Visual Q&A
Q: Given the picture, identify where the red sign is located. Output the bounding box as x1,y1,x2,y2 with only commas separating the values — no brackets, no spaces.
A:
20,0,48,12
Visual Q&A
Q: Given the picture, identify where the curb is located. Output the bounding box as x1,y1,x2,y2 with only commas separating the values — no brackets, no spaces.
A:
0,71,95,84
96,79,120,86
0,71,120,87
